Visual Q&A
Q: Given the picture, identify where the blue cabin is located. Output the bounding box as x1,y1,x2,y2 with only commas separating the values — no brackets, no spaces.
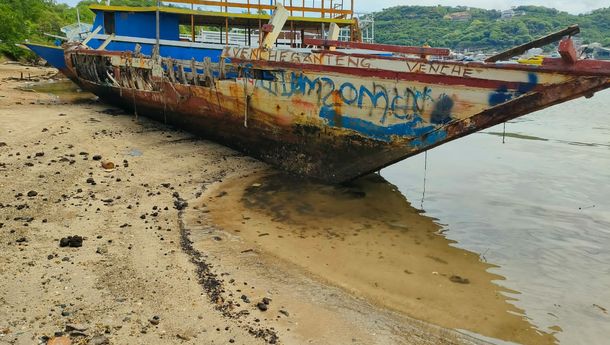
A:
25,2,356,70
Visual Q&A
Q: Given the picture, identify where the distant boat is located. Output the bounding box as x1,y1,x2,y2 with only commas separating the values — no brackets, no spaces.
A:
582,43,610,61
28,1,610,183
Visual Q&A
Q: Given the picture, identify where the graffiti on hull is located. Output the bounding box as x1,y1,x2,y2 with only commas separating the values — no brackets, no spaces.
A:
240,69,453,142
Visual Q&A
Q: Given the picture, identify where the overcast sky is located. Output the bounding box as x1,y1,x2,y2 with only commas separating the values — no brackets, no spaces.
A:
57,0,608,14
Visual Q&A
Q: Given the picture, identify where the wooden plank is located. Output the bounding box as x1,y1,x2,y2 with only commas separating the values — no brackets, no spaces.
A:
485,25,580,63
303,38,451,56
262,4,290,49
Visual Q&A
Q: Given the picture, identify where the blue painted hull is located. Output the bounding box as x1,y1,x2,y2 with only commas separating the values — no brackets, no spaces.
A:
87,39,224,62
24,44,67,71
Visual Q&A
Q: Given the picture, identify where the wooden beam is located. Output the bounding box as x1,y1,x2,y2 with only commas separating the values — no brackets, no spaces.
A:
261,4,289,49
303,38,451,56
485,25,580,63
165,0,352,16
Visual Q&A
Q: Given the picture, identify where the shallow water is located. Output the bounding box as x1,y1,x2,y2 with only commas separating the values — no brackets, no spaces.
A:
382,89,610,345
19,79,96,103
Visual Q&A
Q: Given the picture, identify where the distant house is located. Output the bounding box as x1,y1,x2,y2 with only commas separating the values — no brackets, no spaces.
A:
501,8,526,19
501,9,515,19
443,11,472,21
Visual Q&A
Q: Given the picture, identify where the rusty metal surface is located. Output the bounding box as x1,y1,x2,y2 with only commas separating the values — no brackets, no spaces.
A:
63,47,610,183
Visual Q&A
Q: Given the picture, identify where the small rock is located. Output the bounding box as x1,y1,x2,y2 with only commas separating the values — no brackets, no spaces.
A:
101,161,115,170
279,309,290,317
176,334,190,341
27,190,38,197
256,302,268,312
262,297,272,305
92,155,102,161
65,323,88,332
149,315,160,326
174,200,188,211
47,336,72,345
449,275,470,284
96,246,108,255
88,335,109,345
59,236,83,248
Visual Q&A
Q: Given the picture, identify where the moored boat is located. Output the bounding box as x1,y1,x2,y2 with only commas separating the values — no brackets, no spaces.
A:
39,1,610,182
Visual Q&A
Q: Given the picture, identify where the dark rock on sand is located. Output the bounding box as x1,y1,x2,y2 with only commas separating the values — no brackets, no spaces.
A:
449,275,470,284
174,200,188,211
59,236,83,248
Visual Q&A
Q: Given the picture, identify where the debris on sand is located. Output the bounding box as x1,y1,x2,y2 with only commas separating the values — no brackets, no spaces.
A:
449,275,470,284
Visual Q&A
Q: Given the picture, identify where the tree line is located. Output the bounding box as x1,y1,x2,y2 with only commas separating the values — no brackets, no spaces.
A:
374,5,610,52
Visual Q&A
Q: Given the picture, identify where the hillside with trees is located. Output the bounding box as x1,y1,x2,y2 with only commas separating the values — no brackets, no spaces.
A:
0,1,609,60
374,5,610,51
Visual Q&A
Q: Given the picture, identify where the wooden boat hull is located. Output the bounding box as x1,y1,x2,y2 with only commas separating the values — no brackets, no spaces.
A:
63,47,610,183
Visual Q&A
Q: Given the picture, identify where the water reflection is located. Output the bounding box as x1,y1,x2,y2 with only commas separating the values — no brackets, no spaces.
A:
206,172,557,345
382,90,610,345
19,79,96,104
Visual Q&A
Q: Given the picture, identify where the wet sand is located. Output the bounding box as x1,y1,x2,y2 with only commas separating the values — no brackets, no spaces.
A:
203,172,558,345
0,63,490,344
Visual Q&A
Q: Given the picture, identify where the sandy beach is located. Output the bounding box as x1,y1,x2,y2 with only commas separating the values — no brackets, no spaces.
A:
0,63,553,345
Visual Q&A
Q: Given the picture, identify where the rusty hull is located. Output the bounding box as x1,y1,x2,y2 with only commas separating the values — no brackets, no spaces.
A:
64,48,610,183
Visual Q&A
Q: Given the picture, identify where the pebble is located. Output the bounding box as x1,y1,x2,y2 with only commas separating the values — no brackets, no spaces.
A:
88,335,109,345
65,323,89,332
149,315,160,325
47,336,72,345
27,190,38,197
256,302,268,312
92,155,102,161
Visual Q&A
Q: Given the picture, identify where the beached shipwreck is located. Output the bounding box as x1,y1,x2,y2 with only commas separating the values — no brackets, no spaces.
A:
33,1,610,183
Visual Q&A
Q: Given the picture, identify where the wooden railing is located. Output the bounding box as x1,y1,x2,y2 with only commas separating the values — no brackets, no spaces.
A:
164,0,353,19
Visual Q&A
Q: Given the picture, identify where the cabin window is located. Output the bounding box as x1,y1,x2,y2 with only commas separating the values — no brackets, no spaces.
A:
104,12,116,35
